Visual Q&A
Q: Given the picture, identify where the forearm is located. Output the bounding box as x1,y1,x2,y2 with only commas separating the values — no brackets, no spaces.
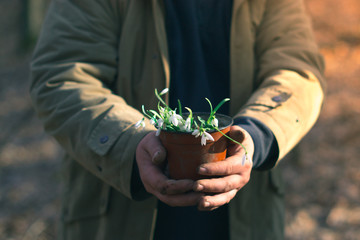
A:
30,0,155,199
235,0,325,160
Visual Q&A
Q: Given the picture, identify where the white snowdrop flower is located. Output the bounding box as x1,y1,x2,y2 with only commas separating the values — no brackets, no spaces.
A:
159,88,169,95
241,155,246,166
204,131,214,141
159,106,165,115
192,129,201,138
156,128,161,136
201,131,214,146
169,112,182,126
135,119,145,129
184,117,192,132
201,135,207,146
211,117,219,128
179,117,192,132
242,154,251,166
157,119,164,128
155,119,164,136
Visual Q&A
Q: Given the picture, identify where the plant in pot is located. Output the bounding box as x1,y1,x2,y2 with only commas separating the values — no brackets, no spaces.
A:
135,88,249,180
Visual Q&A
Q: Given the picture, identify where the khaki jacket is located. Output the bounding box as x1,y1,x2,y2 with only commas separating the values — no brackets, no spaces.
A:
30,0,325,239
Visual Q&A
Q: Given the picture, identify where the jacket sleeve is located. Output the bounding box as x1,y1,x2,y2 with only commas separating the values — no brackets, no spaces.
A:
235,0,326,160
30,0,155,199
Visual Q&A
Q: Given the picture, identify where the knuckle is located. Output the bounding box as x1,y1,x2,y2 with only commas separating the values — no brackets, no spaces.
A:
223,181,233,192
224,164,233,175
156,181,167,194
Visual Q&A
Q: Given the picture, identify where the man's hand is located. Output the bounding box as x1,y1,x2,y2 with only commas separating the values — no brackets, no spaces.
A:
193,125,255,211
136,132,202,206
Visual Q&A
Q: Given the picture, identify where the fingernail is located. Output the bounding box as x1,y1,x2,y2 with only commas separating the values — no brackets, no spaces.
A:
204,201,210,207
152,151,159,160
198,167,207,174
195,184,204,191
152,151,163,164
166,180,178,190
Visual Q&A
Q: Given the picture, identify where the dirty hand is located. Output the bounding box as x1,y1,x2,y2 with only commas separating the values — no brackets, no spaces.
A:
136,132,202,206
193,125,254,211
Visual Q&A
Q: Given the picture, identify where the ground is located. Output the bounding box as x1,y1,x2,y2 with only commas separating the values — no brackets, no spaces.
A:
0,0,359,239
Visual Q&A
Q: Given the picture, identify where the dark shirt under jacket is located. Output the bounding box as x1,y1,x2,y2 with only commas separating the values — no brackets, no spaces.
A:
154,1,279,239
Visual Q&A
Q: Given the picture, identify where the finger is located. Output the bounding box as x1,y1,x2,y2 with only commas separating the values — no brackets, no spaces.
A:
158,192,203,207
197,189,238,211
194,174,249,193
140,163,195,194
198,154,252,176
139,160,201,207
161,179,195,195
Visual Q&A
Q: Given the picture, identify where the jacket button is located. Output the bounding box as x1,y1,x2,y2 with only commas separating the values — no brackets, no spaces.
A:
272,92,292,103
272,95,283,102
99,136,109,144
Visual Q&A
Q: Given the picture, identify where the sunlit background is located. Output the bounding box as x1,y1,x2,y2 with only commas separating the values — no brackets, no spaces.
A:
0,0,359,239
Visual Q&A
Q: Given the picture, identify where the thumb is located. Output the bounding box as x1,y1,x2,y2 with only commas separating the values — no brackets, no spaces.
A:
142,132,167,165
228,125,245,143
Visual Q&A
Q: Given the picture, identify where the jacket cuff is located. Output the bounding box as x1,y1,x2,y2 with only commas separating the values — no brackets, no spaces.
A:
234,116,279,170
87,108,156,199
131,158,152,200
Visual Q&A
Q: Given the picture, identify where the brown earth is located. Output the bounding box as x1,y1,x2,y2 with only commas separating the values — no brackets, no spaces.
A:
0,0,359,239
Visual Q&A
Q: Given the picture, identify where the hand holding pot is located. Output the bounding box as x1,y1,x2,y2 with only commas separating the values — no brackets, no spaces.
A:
193,125,254,211
136,131,202,206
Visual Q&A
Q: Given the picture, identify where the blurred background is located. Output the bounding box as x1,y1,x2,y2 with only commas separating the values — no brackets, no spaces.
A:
0,0,359,239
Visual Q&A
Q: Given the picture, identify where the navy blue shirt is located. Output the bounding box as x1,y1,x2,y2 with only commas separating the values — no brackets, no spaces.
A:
165,0,232,114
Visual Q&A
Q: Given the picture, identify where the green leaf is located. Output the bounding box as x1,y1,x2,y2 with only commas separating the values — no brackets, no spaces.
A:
197,116,206,127
213,98,230,114
141,105,152,119
148,110,161,119
184,107,193,119
194,120,199,129
205,98,213,114
155,88,168,107
178,99,182,116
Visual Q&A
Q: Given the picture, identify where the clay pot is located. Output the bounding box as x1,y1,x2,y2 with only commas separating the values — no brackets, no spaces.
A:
159,113,233,180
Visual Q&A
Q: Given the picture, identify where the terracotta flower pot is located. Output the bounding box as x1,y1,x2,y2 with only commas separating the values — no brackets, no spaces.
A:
159,113,233,180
